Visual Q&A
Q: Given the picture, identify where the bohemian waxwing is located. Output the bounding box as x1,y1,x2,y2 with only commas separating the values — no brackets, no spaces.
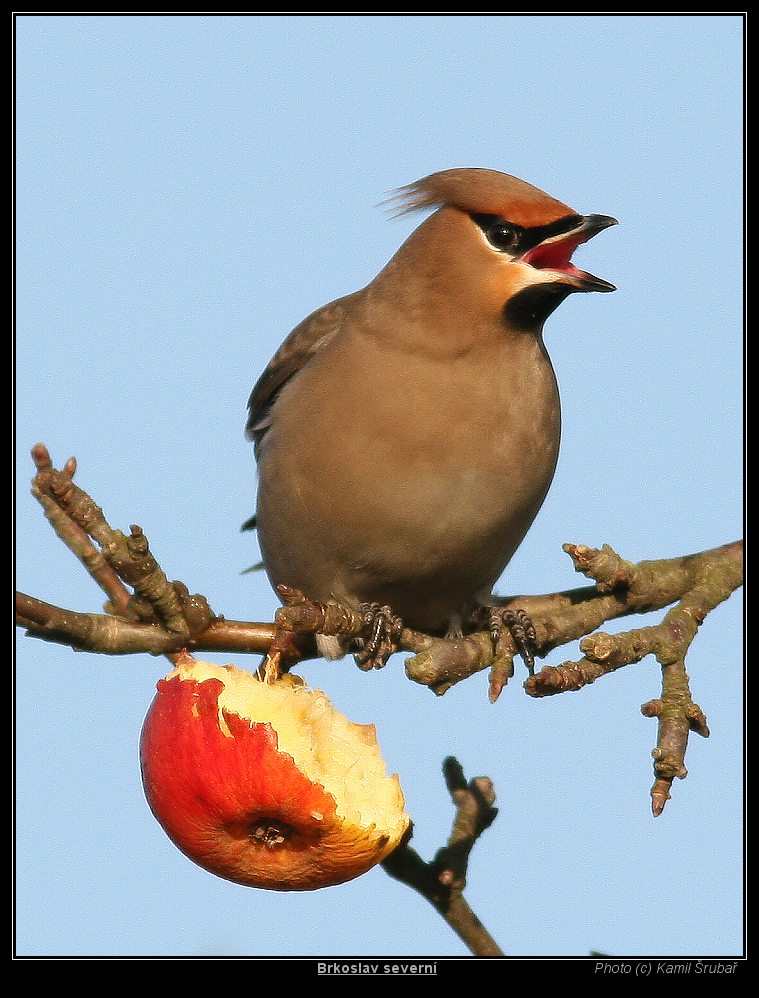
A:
246,168,616,662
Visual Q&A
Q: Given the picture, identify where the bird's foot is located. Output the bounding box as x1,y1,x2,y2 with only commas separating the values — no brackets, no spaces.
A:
354,603,404,671
489,606,537,676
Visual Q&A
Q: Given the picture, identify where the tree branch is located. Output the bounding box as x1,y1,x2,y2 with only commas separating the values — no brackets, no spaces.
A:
16,445,743,818
381,757,503,957
30,443,134,617
15,591,291,657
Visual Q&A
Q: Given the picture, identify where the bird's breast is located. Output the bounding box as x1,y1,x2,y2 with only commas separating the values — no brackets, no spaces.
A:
255,327,560,630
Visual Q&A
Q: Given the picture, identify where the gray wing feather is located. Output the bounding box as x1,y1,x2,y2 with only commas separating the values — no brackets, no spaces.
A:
245,294,357,455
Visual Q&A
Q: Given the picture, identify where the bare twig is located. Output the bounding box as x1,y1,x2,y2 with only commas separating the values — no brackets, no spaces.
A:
16,591,310,658
30,443,134,617
520,541,740,815
381,757,503,957
641,658,709,818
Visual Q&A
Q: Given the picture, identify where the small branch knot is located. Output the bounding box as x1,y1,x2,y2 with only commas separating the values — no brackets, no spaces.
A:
563,542,633,592
127,525,149,557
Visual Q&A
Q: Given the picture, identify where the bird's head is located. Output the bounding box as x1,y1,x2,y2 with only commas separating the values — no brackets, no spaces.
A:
377,168,617,337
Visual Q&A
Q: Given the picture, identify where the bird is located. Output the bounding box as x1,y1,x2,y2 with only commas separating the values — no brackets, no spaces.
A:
245,168,616,665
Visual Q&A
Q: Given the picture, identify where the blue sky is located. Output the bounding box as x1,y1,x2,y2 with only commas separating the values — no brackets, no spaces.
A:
15,14,743,959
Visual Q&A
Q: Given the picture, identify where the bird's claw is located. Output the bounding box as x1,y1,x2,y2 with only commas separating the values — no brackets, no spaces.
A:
354,603,404,671
489,606,537,676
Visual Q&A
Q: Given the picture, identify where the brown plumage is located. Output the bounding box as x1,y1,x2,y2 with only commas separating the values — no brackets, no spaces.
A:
246,168,616,657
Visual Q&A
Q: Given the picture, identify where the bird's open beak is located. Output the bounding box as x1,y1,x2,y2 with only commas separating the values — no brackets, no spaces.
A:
521,214,617,292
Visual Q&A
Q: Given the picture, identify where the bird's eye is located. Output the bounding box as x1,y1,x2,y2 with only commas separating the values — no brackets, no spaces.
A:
486,222,518,252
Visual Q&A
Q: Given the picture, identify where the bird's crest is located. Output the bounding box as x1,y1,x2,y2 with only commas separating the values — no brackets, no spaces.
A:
385,168,574,228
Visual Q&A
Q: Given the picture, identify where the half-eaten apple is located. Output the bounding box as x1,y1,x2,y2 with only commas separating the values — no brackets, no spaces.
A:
139,653,410,891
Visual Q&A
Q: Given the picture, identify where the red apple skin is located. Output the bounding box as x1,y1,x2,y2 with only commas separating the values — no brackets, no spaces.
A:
140,672,399,891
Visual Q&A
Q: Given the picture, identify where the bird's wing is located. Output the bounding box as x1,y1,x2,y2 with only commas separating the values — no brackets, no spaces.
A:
246,292,358,454
242,294,357,537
